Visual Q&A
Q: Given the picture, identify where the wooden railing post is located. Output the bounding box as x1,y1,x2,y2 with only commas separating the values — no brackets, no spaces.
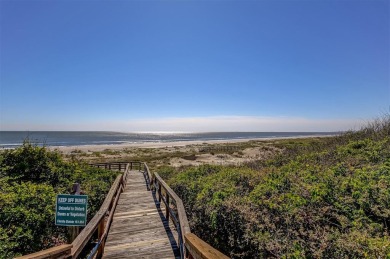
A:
165,193,170,221
97,218,105,257
158,183,162,203
69,183,81,242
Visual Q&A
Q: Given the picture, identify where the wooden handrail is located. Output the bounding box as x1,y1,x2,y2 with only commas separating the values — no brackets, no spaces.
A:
185,233,229,259
144,165,228,259
153,172,191,258
143,163,153,189
153,172,191,235
90,161,142,172
16,244,72,259
122,163,130,183
70,173,123,258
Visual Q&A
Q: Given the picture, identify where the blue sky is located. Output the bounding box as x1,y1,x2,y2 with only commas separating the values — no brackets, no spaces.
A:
0,0,389,132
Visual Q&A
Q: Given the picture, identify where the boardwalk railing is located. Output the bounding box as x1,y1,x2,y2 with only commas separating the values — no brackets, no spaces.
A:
144,163,190,258
17,162,229,259
92,161,142,171
143,162,228,259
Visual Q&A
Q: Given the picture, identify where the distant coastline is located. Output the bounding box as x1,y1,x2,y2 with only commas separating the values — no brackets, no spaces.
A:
0,131,339,149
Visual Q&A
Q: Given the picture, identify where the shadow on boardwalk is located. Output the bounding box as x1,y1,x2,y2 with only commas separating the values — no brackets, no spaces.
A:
102,170,180,259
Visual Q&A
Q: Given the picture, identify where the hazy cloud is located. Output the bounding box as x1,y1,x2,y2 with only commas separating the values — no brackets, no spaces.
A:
1,116,367,132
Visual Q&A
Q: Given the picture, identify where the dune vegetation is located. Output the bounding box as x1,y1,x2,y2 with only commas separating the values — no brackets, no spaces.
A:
0,142,119,258
159,115,390,258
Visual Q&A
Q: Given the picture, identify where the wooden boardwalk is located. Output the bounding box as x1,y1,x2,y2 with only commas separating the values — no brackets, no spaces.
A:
103,170,180,259
18,162,229,259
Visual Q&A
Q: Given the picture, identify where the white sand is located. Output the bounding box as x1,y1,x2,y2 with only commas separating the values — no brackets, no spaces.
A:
48,138,259,153
49,135,334,154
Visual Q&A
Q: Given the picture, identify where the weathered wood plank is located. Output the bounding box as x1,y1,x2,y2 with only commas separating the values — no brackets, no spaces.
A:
114,208,157,216
103,170,179,259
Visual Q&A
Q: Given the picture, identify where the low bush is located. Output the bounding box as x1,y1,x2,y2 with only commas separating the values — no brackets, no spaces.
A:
0,142,119,258
160,115,390,258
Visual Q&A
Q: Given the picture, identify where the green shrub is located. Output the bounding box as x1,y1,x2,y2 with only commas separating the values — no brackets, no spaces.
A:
0,142,119,257
0,179,57,257
160,115,390,258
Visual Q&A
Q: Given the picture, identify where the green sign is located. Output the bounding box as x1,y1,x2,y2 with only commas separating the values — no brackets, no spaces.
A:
55,194,88,226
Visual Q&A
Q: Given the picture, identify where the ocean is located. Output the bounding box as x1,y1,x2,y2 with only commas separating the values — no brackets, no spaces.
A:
0,131,336,148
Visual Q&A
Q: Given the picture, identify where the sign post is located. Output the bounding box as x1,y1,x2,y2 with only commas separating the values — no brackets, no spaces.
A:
55,194,88,227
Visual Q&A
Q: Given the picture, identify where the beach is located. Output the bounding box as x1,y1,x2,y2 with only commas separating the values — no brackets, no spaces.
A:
49,135,334,169
49,138,261,153
49,134,334,153
0,132,335,169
